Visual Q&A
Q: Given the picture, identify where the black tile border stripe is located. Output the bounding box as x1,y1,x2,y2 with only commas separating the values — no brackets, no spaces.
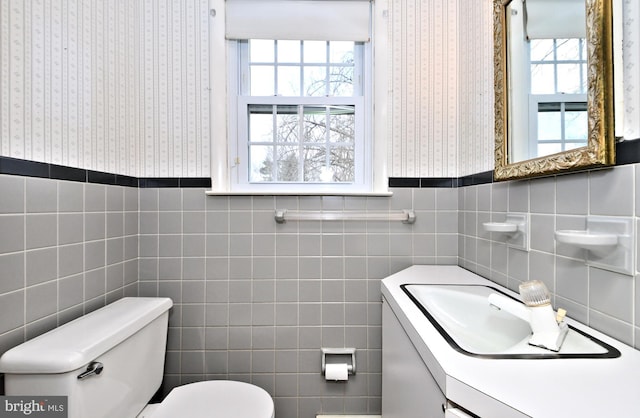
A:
0,156,212,188
614,139,640,166
179,177,214,188
457,170,494,187
388,172,493,189
421,177,458,188
389,138,640,188
388,173,493,189
0,156,50,178
138,178,180,188
50,164,87,182
388,177,420,188
2,138,639,189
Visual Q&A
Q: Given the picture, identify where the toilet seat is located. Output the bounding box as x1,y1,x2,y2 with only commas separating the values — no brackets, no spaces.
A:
140,381,274,418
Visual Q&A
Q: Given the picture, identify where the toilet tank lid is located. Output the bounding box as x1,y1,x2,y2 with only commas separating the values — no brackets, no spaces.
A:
0,297,173,374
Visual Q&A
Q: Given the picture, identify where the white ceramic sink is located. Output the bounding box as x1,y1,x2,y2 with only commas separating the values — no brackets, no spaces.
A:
402,284,619,358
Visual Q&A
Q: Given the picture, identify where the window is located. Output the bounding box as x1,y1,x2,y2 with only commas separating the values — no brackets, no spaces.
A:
530,38,587,95
208,0,386,195
528,38,588,157
232,39,367,193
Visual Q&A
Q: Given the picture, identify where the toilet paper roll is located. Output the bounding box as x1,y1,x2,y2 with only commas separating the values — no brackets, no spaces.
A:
325,363,349,381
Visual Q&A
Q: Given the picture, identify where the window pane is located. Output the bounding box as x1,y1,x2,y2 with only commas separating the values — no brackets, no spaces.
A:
249,145,274,182
530,39,555,61
278,40,301,63
249,110,273,142
329,107,355,143
304,66,327,96
565,142,585,151
277,146,299,181
276,105,299,143
537,110,561,140
302,146,326,181
250,40,274,62
278,66,301,96
556,39,581,61
557,63,584,94
304,41,327,63
240,38,364,187
329,66,354,96
303,106,327,143
250,66,275,95
537,143,562,156
529,38,587,97
330,146,355,182
531,64,555,94
330,41,354,64
565,110,588,140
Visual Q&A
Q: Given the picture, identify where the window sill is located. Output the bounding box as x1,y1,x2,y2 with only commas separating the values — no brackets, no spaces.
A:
205,190,393,197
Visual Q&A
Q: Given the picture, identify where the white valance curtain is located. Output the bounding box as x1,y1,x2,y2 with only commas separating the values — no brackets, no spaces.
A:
225,0,371,41
525,0,586,39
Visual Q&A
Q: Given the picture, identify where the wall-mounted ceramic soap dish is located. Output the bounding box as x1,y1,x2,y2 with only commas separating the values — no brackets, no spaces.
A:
483,222,519,233
482,213,529,251
554,216,633,275
554,230,618,250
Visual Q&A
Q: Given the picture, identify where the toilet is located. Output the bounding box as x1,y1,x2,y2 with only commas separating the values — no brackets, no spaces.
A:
0,297,274,418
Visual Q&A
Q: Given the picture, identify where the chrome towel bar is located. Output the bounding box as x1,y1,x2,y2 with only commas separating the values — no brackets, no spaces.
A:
274,209,416,224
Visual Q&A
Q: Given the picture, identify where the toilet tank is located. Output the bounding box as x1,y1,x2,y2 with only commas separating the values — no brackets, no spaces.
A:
0,297,173,418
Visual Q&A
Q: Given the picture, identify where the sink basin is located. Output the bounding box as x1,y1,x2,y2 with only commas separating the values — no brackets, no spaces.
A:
402,284,620,359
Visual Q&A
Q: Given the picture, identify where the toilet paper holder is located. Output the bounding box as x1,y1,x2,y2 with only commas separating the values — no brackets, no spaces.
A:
321,347,356,376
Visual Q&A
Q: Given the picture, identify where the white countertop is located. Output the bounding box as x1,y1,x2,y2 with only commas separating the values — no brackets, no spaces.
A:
381,265,640,418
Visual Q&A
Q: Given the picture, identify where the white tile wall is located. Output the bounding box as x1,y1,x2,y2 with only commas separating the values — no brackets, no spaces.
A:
135,187,458,417
0,175,139,356
459,165,640,349
3,167,640,416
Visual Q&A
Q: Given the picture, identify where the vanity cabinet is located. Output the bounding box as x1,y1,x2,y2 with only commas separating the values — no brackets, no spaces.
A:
381,265,640,418
382,298,446,417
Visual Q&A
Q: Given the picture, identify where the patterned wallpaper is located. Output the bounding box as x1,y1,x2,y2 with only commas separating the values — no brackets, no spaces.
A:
623,0,640,140
387,0,461,178
386,0,640,177
1,0,638,178
386,0,496,178
0,0,140,175
138,0,210,177
0,0,210,177
455,0,495,176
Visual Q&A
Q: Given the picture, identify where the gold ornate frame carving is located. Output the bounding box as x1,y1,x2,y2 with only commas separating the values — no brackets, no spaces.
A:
493,0,615,181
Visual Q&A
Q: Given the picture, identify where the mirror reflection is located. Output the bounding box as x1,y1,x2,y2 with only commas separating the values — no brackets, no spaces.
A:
494,0,615,181
506,0,588,162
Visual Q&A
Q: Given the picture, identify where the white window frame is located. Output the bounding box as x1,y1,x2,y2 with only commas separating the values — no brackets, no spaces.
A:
526,38,588,158
207,0,390,196
528,94,588,156
229,40,370,194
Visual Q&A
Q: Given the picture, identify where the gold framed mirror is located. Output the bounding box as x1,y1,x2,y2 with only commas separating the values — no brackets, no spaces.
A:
494,0,615,181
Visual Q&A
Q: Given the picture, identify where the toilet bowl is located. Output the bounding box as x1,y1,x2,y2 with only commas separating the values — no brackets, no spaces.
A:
138,381,274,418
0,297,274,418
